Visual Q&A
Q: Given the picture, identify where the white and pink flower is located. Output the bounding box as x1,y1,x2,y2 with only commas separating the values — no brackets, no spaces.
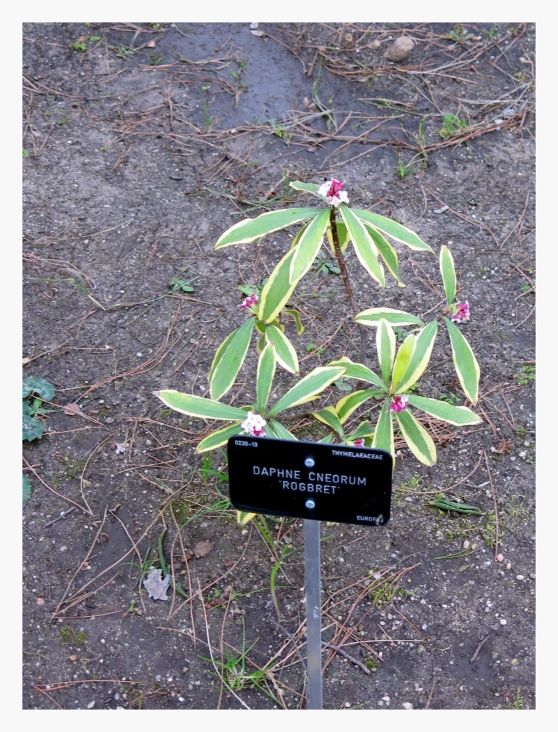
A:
241,411,267,437
450,301,470,324
317,178,349,208
353,438,365,447
388,395,409,413
238,293,259,314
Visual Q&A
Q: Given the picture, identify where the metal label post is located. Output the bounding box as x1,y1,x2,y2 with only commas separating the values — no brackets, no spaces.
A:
304,518,323,710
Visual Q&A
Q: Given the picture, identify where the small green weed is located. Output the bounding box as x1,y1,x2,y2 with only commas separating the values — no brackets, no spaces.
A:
148,54,165,66
510,687,524,710
515,364,535,386
72,39,88,52
169,275,198,293
446,24,477,44
22,377,55,442
438,392,460,406
306,343,325,355
59,626,88,646
23,149,29,158
395,153,415,180
439,114,468,139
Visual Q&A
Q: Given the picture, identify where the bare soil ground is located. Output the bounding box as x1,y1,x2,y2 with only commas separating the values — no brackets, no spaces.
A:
22,22,535,711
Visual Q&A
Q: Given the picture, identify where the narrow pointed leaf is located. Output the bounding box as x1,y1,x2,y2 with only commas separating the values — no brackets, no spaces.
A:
283,308,304,335
393,321,438,393
256,341,277,413
289,181,321,195
155,390,248,421
208,329,238,386
352,209,434,252
289,219,311,250
269,419,298,441
264,424,277,438
215,208,320,249
312,406,344,436
258,248,302,323
363,223,405,287
265,324,299,373
209,318,255,400
197,422,244,453
444,318,480,404
237,510,257,525
339,204,385,286
356,307,424,327
268,366,345,416
407,395,481,426
377,319,396,385
326,219,350,256
327,357,386,390
440,245,457,305
289,209,330,282
348,421,375,440
391,333,415,391
396,409,437,466
372,401,394,458
336,388,383,424
318,433,334,444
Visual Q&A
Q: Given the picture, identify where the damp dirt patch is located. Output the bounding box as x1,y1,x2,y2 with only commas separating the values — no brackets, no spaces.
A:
22,22,535,710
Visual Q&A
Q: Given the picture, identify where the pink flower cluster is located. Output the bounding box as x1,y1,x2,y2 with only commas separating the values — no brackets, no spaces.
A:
238,293,259,314
241,411,267,437
353,438,365,447
450,301,470,324
388,395,409,413
317,178,349,208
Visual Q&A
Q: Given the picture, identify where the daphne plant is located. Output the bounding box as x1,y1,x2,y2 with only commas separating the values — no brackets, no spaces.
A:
155,177,482,523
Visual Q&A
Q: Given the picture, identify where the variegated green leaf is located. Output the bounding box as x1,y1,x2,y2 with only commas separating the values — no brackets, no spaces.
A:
393,321,438,393
396,409,437,466
258,248,302,323
348,421,375,440
265,324,299,374
372,401,394,458
363,223,404,287
326,219,350,256
377,319,396,386
269,366,345,416
264,423,277,438
352,209,434,252
339,204,385,286
318,433,335,444
336,388,383,424
209,318,255,400
407,395,481,425
155,390,248,421
237,510,257,525
290,209,330,282
283,308,304,335
391,333,415,391
215,208,320,249
256,333,266,354
197,422,244,453
312,406,344,436
327,357,386,390
256,342,277,413
289,219,311,250
289,181,321,195
440,245,457,305
269,419,298,441
355,307,424,327
444,318,480,404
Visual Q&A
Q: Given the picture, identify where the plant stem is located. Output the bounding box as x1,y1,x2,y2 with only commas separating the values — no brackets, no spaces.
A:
329,208,367,365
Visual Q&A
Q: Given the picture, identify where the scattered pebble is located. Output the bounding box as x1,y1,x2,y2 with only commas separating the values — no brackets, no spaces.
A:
384,36,415,62
402,702,413,710
496,554,504,562
87,701,95,709
500,618,507,626
529,572,536,580
463,540,470,549
516,575,525,581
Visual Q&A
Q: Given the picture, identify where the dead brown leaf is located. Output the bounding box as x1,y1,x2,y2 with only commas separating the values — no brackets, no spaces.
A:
193,540,213,558
64,403,81,416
